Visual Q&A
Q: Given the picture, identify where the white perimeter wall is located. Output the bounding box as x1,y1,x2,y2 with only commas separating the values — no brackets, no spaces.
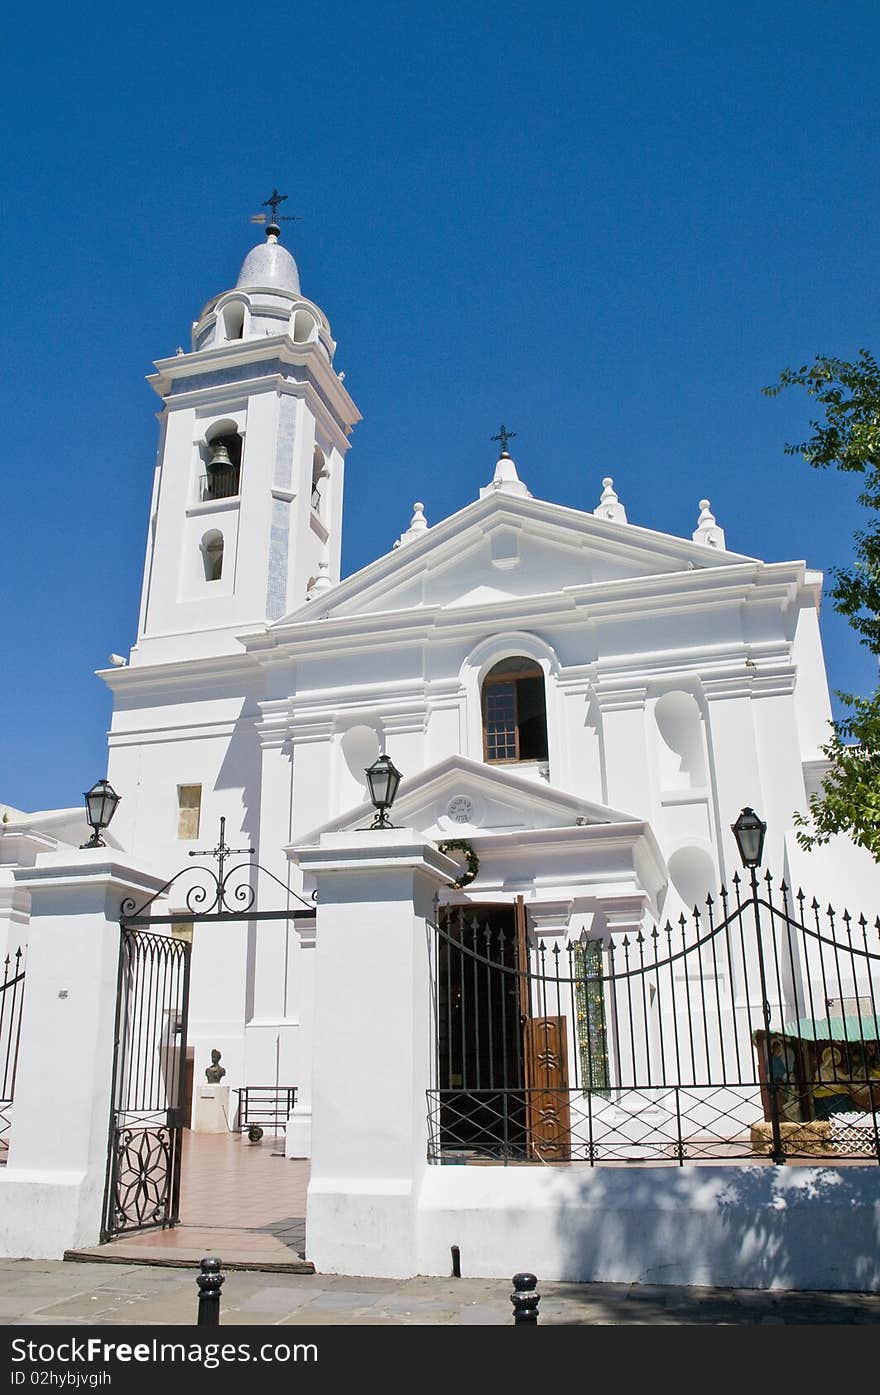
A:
417,1165,880,1291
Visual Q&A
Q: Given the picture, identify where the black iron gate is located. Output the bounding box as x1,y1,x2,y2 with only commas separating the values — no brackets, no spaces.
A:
429,871,880,1166
101,818,314,1241
101,929,191,1239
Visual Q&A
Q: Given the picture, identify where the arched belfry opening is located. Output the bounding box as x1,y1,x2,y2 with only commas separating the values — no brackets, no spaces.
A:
222,301,245,341
202,423,242,501
311,446,329,512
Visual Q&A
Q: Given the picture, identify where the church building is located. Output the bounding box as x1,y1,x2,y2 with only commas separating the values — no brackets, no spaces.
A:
1,216,879,1285
90,216,876,1130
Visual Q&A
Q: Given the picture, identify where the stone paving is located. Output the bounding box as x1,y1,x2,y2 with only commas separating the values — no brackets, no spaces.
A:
71,1132,310,1270
18,1135,880,1326
1,1261,879,1325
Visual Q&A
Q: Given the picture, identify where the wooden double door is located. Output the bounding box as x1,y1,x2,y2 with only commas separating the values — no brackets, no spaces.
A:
437,898,571,1160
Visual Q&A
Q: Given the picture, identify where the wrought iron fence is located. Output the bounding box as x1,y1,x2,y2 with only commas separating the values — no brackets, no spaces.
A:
0,946,25,1161
429,873,880,1166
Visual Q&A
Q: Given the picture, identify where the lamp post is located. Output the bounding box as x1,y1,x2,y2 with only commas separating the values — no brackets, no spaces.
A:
363,755,402,829
731,806,784,1165
80,779,121,849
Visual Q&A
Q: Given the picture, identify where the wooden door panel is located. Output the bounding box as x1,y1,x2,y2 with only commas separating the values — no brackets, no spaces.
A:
524,1015,571,1161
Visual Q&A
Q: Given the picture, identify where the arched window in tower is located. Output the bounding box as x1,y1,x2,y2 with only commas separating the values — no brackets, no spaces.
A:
201,529,224,582
222,301,245,341
202,425,242,501
311,446,328,513
481,657,548,763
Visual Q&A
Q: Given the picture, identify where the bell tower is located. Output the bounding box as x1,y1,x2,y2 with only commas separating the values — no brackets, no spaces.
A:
132,213,361,665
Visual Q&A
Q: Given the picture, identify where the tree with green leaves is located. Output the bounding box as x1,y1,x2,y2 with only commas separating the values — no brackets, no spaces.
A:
764,349,880,859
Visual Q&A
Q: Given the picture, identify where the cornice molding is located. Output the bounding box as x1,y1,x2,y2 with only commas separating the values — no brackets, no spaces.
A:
288,719,335,745
157,372,354,458
150,335,361,433
250,561,809,661
98,650,263,695
701,669,796,701
380,711,429,736
592,685,649,713
277,485,810,629
108,718,245,748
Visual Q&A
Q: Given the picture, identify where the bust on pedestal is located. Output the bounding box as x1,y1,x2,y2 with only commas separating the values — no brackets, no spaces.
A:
192,1049,232,1133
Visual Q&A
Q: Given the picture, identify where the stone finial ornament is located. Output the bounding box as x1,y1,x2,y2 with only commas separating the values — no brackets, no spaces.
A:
307,558,333,599
479,453,532,500
593,477,627,523
692,498,726,550
205,1049,225,1084
398,501,430,547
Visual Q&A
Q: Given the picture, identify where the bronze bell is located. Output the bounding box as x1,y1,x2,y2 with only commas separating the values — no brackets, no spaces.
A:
207,441,233,473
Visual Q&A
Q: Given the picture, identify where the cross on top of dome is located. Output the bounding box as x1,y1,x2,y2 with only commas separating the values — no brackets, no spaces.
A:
249,187,300,238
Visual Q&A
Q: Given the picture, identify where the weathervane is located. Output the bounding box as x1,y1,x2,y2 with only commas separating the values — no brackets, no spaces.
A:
491,424,516,456
250,188,300,232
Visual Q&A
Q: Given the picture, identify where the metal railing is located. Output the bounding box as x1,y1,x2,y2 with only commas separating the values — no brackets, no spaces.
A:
198,468,239,502
0,946,25,1161
430,875,880,1166
236,1086,297,1133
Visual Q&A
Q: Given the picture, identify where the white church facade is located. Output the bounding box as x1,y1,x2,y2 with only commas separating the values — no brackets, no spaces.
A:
94,221,876,1104
1,221,879,1285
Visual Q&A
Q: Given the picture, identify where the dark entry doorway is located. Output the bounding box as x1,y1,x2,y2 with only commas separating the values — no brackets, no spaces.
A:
435,899,572,1159
436,902,525,1154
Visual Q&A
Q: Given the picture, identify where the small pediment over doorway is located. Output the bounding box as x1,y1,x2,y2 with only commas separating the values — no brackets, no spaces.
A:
294,754,668,925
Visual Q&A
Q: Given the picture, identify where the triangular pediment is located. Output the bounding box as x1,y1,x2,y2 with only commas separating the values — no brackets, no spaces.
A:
298,754,639,844
272,491,756,627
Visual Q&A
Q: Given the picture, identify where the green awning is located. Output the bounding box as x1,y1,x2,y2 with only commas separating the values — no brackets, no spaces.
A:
781,1015,880,1042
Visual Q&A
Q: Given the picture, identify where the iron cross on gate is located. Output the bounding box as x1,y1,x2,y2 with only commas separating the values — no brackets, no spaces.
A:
189,817,254,884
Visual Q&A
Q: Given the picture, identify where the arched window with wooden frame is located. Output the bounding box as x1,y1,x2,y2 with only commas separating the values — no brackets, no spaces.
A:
481,657,548,763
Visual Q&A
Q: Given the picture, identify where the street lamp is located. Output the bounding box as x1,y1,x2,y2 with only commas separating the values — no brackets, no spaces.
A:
731,805,784,1164
731,806,767,869
81,779,121,848
364,754,402,829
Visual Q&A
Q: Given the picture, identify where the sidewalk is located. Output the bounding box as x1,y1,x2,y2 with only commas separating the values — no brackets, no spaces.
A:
1,1260,878,1325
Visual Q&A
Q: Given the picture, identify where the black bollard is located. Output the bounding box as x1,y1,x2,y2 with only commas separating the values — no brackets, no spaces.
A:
510,1272,540,1324
451,1245,461,1278
197,1256,225,1326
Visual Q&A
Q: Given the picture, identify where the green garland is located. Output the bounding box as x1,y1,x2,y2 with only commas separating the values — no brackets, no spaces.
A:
437,838,480,889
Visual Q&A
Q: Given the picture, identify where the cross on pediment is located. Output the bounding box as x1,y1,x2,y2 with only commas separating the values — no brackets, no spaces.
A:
491,424,516,455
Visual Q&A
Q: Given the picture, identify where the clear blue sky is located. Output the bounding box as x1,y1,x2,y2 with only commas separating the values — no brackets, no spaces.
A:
2,1,878,813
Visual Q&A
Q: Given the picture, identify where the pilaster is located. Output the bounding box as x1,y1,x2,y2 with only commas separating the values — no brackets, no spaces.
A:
286,829,456,1276
1,853,167,1257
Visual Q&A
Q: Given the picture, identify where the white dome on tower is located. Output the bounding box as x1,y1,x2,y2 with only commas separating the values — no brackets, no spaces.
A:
236,231,301,294
189,216,338,361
